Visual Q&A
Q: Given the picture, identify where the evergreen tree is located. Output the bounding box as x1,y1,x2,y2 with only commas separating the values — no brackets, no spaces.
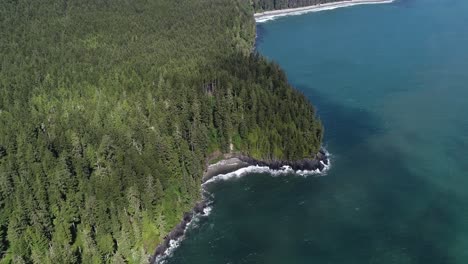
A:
0,0,323,262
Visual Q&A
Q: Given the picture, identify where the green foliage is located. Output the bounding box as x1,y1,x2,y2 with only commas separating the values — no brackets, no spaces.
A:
0,0,322,263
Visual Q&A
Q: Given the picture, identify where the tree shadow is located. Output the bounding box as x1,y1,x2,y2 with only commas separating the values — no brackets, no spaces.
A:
286,142,463,264
255,82,463,263
254,24,267,51
295,84,384,151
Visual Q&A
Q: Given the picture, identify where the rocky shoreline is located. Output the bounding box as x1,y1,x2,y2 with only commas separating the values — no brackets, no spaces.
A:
237,148,329,172
150,149,329,263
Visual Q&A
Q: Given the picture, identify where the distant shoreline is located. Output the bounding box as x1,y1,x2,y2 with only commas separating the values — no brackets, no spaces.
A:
255,0,395,22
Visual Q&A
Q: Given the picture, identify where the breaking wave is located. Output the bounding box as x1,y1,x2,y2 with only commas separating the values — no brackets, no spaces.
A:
203,159,331,185
155,151,331,263
154,202,213,264
255,0,394,23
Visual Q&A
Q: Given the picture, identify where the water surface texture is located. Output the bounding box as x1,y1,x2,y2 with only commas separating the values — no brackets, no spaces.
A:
166,0,468,263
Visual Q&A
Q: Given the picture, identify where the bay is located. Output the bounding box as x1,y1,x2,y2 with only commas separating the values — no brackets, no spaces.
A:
165,0,468,263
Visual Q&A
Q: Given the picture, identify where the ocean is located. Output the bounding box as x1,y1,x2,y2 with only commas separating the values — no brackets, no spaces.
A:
163,0,468,263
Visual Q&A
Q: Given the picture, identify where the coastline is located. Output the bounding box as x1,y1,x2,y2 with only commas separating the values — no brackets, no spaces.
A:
150,149,330,263
255,0,395,22
150,0,359,262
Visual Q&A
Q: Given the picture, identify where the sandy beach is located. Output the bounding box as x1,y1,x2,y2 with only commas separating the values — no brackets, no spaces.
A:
202,157,250,182
152,149,330,263
255,0,394,22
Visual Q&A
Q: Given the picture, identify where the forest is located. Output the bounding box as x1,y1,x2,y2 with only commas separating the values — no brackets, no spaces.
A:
0,0,323,263
253,0,342,11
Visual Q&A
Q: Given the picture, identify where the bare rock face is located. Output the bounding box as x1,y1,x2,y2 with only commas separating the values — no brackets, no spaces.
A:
193,201,207,214
151,149,329,263
151,200,212,263
238,148,329,172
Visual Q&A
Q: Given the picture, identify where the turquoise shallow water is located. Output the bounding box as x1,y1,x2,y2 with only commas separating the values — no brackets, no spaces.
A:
165,0,468,263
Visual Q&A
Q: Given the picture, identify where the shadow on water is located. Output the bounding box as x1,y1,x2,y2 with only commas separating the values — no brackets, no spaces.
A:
254,24,267,51
167,24,465,262
355,155,457,263
295,84,384,151
167,29,468,259
283,86,462,264
310,87,460,264
281,141,462,264
168,153,462,264
167,86,463,264
289,81,461,263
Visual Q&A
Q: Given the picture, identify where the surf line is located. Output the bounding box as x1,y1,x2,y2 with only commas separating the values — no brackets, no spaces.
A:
150,149,331,263
255,0,395,23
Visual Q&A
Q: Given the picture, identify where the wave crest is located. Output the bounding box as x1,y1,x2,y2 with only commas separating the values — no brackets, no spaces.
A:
154,150,332,263
203,160,331,185
255,0,394,23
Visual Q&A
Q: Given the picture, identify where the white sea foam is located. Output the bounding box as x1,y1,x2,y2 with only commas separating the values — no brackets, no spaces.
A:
154,232,185,263
154,240,178,264
156,150,331,263
154,204,213,264
203,206,213,216
203,152,331,185
255,0,394,23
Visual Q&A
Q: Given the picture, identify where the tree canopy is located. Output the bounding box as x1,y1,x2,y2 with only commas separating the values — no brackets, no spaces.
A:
0,0,323,263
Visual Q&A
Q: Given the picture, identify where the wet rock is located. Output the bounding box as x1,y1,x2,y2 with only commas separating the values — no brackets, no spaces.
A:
183,212,193,222
318,161,325,171
193,201,206,214
322,158,329,165
154,244,167,256
316,152,325,160
238,149,329,172
151,149,330,262
319,148,326,156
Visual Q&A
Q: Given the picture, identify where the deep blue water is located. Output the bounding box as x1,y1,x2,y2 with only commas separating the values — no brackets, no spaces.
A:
165,0,468,263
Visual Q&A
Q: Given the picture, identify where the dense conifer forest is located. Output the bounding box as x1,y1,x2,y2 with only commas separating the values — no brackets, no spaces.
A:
0,0,323,262
253,0,341,11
